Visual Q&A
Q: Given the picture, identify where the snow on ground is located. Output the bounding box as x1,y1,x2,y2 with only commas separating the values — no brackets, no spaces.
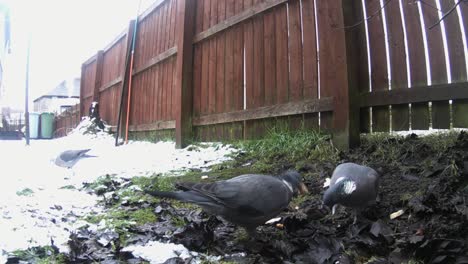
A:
392,128,468,137
122,241,196,264
0,118,237,263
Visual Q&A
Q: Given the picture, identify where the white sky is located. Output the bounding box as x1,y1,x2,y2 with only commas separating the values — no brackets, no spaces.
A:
1,0,155,109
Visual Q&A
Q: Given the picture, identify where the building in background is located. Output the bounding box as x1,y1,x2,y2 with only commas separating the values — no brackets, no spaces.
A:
33,78,80,114
0,3,10,98
0,3,11,129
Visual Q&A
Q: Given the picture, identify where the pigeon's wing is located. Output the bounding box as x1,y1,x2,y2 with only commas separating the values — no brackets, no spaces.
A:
177,175,289,217
367,169,380,191
59,149,91,162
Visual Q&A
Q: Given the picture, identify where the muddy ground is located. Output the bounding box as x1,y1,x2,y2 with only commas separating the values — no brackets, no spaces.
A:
8,131,468,263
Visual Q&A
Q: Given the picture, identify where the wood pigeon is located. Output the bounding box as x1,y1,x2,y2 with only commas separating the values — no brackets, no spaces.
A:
323,162,380,223
54,149,96,169
145,170,308,236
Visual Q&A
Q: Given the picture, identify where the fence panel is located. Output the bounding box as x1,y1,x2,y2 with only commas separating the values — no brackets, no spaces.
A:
402,1,429,130
440,0,468,128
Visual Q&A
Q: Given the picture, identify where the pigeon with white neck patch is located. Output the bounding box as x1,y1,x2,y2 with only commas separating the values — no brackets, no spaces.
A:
323,162,380,224
55,149,96,169
144,170,308,237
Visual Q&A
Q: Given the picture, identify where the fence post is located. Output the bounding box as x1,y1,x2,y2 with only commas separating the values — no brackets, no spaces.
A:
331,0,366,150
93,51,104,105
79,64,85,119
174,0,196,148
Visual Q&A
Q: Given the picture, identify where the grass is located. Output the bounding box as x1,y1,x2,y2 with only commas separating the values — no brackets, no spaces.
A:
233,123,339,173
12,246,67,264
59,185,76,190
16,188,34,197
85,207,157,227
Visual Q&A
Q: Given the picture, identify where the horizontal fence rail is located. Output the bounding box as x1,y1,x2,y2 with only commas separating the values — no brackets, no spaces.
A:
76,0,468,149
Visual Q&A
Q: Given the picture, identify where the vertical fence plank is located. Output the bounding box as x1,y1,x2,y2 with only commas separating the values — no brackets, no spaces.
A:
93,51,104,104
253,2,265,137
244,0,254,139
208,0,218,118
275,4,289,105
440,0,468,128
208,0,219,139
365,0,390,132
161,60,168,121
192,0,204,118
232,0,245,140
288,0,303,130
302,0,319,130
216,0,226,140
264,10,276,107
402,1,428,130
288,0,303,103
201,0,210,116
387,0,409,131
225,0,235,115
80,64,86,118
421,0,449,129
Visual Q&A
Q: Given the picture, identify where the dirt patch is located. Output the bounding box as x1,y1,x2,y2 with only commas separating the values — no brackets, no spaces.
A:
13,131,467,264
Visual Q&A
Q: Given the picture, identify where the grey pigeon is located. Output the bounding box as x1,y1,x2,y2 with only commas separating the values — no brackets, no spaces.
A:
323,162,380,224
54,149,96,169
145,170,308,236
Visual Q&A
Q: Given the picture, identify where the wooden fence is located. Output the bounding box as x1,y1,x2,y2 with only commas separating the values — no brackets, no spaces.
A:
54,104,80,137
79,0,468,149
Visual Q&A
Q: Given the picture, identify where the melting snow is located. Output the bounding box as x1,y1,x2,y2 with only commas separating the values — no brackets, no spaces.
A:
0,118,237,263
122,241,196,264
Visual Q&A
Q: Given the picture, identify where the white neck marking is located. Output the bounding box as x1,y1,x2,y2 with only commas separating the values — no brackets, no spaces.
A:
282,179,294,193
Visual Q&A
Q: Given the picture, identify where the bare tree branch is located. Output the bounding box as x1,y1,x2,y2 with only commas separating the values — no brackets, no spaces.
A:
429,0,462,30
336,0,393,30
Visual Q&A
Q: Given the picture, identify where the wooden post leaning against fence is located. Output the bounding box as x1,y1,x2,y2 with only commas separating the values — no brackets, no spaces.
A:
332,0,366,150
174,0,196,148
119,20,136,140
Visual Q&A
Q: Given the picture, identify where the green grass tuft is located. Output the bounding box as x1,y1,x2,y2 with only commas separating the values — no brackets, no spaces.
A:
16,188,34,197
234,123,339,172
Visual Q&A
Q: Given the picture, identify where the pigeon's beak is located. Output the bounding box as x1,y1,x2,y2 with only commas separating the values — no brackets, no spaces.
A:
298,182,309,195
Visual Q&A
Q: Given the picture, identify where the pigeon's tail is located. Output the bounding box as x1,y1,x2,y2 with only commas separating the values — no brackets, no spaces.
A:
144,189,212,205
82,154,98,158
144,190,182,200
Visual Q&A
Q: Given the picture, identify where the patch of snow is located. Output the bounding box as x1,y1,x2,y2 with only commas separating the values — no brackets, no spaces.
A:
0,118,237,261
392,128,468,137
122,241,196,264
